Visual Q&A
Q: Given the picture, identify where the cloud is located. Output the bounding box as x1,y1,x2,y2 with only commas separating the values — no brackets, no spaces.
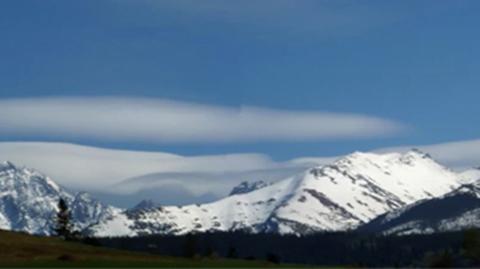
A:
2,139,480,207
90,184,220,208
0,141,314,206
103,167,309,206
0,97,404,143
291,139,480,171
376,139,480,170
0,141,332,207
0,142,280,189
111,167,310,197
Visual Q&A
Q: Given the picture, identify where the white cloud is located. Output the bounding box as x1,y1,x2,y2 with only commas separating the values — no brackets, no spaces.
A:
0,142,280,189
109,167,309,203
376,139,480,170
0,97,403,143
0,142,316,206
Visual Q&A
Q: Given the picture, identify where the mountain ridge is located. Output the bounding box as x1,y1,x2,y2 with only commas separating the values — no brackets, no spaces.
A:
0,149,474,237
0,161,117,235
358,181,480,235
91,149,461,236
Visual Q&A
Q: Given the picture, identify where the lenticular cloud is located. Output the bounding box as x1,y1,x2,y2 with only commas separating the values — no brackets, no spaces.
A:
0,97,404,143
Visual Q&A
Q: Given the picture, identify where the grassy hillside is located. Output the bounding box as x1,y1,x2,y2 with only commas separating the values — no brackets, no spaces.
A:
0,230,278,268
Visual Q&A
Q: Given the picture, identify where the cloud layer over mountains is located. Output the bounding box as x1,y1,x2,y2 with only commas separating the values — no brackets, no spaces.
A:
1,139,480,206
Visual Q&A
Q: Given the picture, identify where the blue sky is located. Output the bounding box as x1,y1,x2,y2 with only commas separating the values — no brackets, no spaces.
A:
1,0,480,160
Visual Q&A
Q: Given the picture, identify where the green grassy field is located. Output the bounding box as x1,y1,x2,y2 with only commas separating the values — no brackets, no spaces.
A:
0,230,285,268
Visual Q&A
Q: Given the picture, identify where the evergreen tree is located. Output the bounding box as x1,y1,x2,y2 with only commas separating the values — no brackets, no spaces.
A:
54,198,73,240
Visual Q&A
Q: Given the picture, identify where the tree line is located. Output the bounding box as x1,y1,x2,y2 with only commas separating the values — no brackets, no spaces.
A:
53,199,480,267
94,229,480,267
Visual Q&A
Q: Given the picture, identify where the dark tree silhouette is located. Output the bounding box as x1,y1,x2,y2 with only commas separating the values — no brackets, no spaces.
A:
54,198,73,240
266,252,280,264
96,230,477,267
183,234,197,258
227,246,238,259
463,229,480,263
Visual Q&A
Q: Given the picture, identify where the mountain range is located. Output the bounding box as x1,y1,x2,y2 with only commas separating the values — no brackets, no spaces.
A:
91,149,465,236
359,176,480,235
0,161,117,235
1,150,480,237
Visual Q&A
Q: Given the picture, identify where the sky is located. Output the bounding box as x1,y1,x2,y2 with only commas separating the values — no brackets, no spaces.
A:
1,1,480,205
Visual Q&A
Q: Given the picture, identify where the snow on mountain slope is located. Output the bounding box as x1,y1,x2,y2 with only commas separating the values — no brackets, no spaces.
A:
358,183,480,235
92,149,460,237
0,161,117,235
459,168,480,184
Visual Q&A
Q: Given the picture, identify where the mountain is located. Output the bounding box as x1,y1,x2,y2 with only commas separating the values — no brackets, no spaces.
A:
130,199,161,211
0,161,118,235
105,166,307,207
459,167,480,184
91,150,460,237
229,180,271,196
358,182,480,235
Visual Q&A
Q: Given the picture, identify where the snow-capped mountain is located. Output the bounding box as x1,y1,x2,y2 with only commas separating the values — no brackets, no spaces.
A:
358,182,480,235
0,161,118,235
92,149,461,237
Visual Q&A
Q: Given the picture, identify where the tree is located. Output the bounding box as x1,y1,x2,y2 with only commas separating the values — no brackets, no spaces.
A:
54,198,73,240
183,234,197,258
227,246,238,259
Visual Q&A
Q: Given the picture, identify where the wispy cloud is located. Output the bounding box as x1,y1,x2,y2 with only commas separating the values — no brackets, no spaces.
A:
0,97,404,143
0,141,331,206
0,141,316,206
0,142,280,189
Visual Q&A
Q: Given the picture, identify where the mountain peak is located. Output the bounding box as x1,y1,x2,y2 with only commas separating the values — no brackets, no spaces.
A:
131,199,160,211
0,161,60,192
404,148,432,159
332,151,378,166
332,150,429,168
0,161,16,171
229,180,270,196
0,162,116,235
459,168,480,185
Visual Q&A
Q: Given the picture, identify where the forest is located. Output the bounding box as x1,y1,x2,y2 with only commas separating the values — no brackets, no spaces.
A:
93,229,480,267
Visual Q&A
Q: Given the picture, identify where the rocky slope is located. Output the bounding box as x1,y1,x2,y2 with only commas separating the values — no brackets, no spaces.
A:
228,180,271,196
358,182,480,235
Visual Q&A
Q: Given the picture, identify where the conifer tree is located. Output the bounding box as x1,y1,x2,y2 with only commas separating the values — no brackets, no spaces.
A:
54,198,73,240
